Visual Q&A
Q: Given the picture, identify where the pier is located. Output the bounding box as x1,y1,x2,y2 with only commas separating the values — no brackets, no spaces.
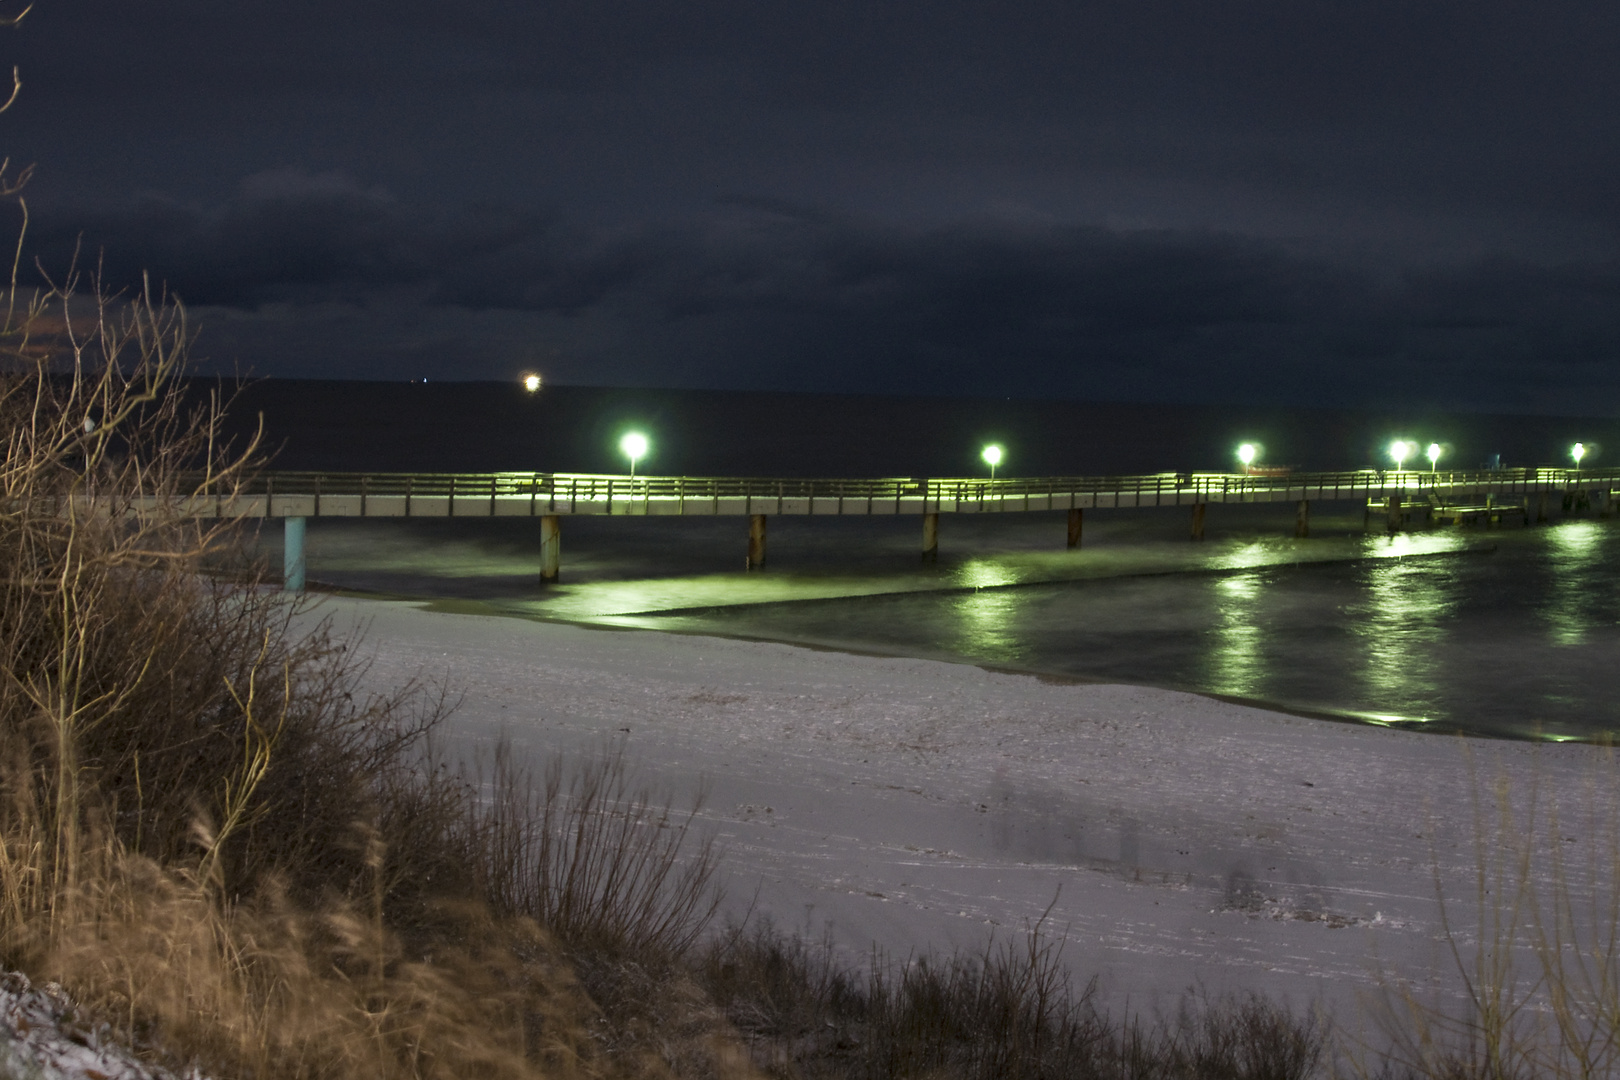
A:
160,466,1620,589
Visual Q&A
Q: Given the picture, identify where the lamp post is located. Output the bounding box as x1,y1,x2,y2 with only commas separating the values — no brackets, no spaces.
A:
1572,442,1587,471
1237,443,1257,474
981,444,1003,480
1389,440,1411,472
620,432,649,479
1426,443,1442,472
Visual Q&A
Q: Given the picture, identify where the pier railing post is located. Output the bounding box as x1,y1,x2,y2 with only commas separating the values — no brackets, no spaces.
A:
921,512,939,563
1066,507,1083,549
1386,494,1401,533
1295,499,1309,538
283,516,306,593
746,514,767,570
1190,502,1205,541
539,515,561,584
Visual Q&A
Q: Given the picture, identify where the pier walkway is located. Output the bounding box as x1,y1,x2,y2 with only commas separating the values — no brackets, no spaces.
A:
177,467,1619,588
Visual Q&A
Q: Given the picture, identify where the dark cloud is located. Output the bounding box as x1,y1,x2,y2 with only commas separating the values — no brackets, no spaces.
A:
29,173,1620,412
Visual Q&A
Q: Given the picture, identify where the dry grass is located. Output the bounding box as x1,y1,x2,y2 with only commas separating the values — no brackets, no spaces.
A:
0,246,758,1078
700,917,1326,1080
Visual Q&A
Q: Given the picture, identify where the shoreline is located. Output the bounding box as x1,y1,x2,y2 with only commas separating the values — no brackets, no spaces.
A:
304,534,1551,742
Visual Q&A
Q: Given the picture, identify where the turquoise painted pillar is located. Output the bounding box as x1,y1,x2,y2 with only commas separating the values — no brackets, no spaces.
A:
283,516,307,593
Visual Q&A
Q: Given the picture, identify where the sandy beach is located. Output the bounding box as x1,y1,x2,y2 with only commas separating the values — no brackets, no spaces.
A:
305,594,1607,1029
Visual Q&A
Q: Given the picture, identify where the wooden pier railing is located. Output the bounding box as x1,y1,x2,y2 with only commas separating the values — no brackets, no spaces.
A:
172,466,1620,519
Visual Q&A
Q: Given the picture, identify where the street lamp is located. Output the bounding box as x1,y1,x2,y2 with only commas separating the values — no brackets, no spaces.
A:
1389,440,1412,471
620,432,649,478
1237,443,1258,473
1572,442,1587,469
1426,443,1442,472
981,444,1004,479
522,373,542,393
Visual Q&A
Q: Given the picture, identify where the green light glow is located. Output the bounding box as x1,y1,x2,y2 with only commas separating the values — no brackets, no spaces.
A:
1388,440,1411,468
1572,442,1587,465
981,444,1003,478
1426,442,1441,468
1237,443,1257,466
620,432,649,476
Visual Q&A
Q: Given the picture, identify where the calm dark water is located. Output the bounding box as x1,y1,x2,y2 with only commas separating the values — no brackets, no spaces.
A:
634,519,1620,740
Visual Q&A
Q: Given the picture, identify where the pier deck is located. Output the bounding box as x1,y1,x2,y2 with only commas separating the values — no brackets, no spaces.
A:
177,466,1620,519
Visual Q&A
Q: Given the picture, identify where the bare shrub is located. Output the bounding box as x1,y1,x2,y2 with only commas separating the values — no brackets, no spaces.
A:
701,918,1326,1080
1366,747,1620,1080
469,740,724,964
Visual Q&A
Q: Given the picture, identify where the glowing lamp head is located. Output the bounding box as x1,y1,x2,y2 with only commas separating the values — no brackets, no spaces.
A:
522,373,542,393
1426,442,1442,466
1573,442,1587,465
620,432,649,461
981,444,1003,468
1237,443,1257,467
1389,440,1411,467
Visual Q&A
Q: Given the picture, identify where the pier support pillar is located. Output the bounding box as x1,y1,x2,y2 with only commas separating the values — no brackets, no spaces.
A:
1537,490,1548,523
1295,500,1310,539
282,516,306,593
746,514,767,570
921,512,939,563
1066,508,1083,549
539,515,561,584
1190,502,1205,541
1386,495,1401,533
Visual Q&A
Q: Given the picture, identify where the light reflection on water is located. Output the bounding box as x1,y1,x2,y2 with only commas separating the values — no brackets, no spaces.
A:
1353,554,1459,718
1207,573,1264,699
654,520,1620,741
948,589,1025,664
1546,521,1603,646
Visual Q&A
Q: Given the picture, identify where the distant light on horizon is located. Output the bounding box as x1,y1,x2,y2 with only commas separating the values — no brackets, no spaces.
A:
522,373,542,393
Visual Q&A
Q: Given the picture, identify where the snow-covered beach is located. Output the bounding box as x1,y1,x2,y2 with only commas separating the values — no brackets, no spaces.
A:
320,595,1603,1027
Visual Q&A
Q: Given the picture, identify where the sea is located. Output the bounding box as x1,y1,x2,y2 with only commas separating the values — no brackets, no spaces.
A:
214,379,1620,743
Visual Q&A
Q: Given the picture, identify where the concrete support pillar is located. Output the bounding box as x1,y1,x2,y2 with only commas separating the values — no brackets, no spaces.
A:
1537,490,1548,524
539,515,561,584
1066,507,1083,549
282,516,306,593
921,512,940,563
1295,499,1310,539
1190,502,1205,541
746,514,767,570
1386,495,1401,533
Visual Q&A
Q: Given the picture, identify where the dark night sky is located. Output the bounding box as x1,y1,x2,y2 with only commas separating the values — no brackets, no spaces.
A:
5,1,1620,411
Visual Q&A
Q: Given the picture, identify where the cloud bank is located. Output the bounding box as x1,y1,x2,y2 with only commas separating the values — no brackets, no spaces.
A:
24,169,1620,413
